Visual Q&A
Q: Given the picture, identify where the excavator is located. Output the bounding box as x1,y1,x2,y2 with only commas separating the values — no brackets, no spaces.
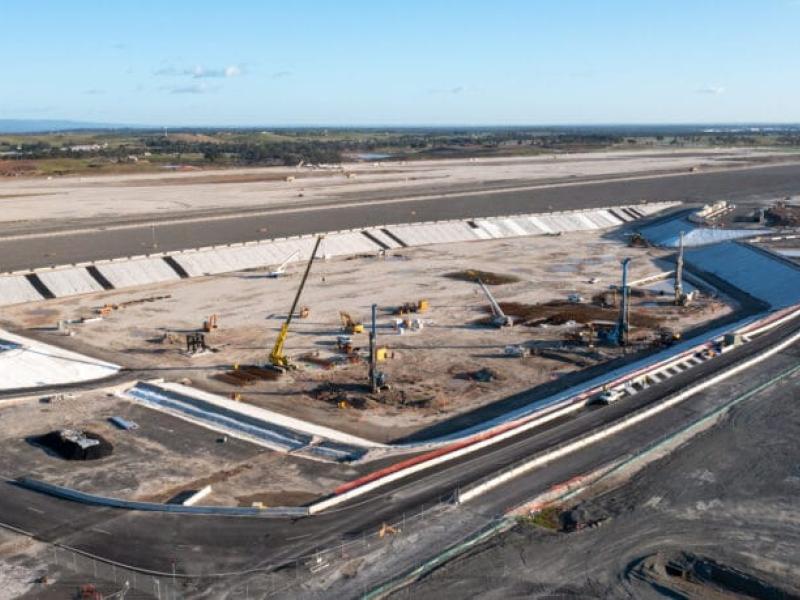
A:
339,311,365,334
269,235,324,370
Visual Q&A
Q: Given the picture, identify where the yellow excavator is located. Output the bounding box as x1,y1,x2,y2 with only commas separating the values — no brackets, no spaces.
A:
269,235,324,370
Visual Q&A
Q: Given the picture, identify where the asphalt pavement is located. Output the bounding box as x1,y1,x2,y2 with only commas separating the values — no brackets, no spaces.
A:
3,162,800,272
2,311,799,580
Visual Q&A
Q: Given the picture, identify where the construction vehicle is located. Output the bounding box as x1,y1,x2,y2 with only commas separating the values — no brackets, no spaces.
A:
658,327,681,345
478,279,513,327
393,299,429,315
504,344,530,357
202,314,218,332
613,259,632,345
267,249,300,278
596,388,624,405
269,236,324,370
369,304,389,392
339,311,365,334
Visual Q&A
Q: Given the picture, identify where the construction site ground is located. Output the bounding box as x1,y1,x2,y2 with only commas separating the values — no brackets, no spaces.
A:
398,342,800,600
1,230,732,444
0,389,358,507
0,147,787,227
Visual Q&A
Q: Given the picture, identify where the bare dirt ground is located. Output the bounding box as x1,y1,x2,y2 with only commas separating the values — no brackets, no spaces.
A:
398,351,800,599
1,231,731,443
0,148,784,224
0,389,356,506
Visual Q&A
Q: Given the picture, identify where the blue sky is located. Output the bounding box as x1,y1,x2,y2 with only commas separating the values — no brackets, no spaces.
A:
2,1,799,126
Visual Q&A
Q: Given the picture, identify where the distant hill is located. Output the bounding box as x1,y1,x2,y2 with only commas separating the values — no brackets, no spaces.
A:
0,119,133,134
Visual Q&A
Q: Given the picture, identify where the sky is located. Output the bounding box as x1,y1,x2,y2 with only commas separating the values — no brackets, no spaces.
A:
2,0,799,126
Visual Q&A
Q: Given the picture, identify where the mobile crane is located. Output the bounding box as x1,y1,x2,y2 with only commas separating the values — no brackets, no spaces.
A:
478,279,513,327
269,235,324,370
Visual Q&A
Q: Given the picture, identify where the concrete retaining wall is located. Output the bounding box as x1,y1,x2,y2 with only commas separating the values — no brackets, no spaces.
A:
37,267,105,296
0,275,43,304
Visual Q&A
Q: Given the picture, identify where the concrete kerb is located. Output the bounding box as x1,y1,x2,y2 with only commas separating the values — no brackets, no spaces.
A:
513,356,800,517
456,316,800,505
15,477,309,518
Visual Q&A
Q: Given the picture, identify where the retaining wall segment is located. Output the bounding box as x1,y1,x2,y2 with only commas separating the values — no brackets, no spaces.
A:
362,229,398,249
37,267,104,297
686,241,800,308
0,275,42,304
96,257,181,288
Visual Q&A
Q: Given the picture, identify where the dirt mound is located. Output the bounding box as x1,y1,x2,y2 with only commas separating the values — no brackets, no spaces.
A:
629,550,799,599
498,301,662,329
445,270,521,285
312,382,368,409
31,429,113,460
0,160,37,177
766,203,800,227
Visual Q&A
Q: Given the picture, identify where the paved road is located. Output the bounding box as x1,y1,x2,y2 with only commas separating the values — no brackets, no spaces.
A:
2,312,798,582
3,162,800,272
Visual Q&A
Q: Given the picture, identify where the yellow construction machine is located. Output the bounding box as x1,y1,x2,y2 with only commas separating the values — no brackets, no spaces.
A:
339,311,365,334
269,236,324,370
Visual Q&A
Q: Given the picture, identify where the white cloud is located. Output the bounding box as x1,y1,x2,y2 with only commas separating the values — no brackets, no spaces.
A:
164,82,219,94
155,64,243,79
696,85,725,95
429,85,467,95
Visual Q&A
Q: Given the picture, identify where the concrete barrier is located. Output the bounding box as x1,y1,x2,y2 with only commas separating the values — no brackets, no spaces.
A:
181,485,213,506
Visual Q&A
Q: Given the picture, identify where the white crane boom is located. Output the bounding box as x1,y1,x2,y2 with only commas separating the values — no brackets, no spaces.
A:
478,279,513,327
268,249,300,278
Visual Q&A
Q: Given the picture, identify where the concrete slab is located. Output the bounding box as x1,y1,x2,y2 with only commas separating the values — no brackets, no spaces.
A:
37,267,104,297
0,275,43,305
0,329,119,390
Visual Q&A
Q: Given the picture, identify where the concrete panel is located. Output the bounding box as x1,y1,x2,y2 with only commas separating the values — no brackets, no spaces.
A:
0,275,43,305
526,216,555,234
365,229,403,249
506,217,542,235
321,232,380,257
686,242,800,308
97,257,180,288
37,267,104,297
499,218,529,237
589,210,624,228
569,213,602,230
474,220,506,239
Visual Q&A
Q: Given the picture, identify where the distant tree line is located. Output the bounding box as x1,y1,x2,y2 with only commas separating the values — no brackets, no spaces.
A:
3,129,800,166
